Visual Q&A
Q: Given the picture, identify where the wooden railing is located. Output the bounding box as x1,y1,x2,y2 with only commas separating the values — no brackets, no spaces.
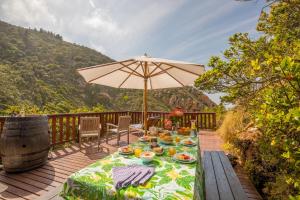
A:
0,111,216,146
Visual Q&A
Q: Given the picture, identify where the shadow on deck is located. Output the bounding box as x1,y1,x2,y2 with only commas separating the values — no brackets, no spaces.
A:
0,133,139,200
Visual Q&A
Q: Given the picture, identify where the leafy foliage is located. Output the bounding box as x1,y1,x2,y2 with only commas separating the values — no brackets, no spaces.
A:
195,0,300,199
0,21,215,115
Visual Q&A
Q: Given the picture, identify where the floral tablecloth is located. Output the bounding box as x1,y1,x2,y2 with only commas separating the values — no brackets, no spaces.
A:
60,135,204,200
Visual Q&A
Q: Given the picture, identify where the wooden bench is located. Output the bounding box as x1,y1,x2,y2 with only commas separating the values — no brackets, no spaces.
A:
203,151,248,200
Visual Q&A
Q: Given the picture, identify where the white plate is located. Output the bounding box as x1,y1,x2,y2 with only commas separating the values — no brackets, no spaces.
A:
181,139,196,147
173,153,196,164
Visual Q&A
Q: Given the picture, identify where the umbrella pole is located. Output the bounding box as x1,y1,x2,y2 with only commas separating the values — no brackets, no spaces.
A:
143,77,148,134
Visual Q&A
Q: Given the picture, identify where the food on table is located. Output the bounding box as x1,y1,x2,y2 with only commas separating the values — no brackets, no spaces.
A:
140,151,155,163
153,147,164,155
182,139,196,146
134,148,142,157
160,135,173,144
140,135,151,142
168,147,176,156
119,146,133,154
184,140,193,145
176,153,191,161
159,132,171,139
177,127,191,135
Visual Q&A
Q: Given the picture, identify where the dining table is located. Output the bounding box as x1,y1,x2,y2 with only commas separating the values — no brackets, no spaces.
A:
60,133,204,200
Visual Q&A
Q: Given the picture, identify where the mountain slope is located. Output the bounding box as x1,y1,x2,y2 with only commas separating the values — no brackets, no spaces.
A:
0,20,215,113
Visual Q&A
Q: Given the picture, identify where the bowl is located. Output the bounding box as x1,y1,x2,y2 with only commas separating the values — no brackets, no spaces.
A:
140,151,155,163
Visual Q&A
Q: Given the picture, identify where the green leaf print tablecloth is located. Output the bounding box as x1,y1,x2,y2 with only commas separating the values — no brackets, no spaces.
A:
61,135,204,200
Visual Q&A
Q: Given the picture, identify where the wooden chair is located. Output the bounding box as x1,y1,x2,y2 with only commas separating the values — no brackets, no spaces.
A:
106,116,131,146
78,117,102,151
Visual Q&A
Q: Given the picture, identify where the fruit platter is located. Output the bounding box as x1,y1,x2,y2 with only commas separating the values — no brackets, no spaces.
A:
173,153,196,164
118,146,133,155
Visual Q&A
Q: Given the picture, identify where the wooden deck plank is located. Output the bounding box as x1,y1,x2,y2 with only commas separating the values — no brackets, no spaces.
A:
47,161,83,171
0,175,46,196
0,191,26,200
34,169,69,180
17,173,61,187
0,174,54,191
27,171,65,184
40,166,72,176
0,176,39,200
43,164,76,174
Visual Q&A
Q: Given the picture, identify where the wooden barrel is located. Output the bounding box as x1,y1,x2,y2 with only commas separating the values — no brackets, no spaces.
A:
0,115,50,173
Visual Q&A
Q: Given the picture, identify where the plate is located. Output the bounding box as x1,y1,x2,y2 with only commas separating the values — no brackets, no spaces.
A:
173,153,196,164
118,147,133,155
181,139,196,147
159,140,174,145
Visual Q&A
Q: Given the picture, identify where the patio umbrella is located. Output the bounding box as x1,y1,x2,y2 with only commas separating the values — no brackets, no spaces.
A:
77,55,204,130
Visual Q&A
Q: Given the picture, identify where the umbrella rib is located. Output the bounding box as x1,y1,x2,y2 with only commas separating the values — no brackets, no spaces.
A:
118,63,142,88
140,61,145,76
120,63,144,77
160,62,204,76
87,60,138,83
152,63,185,87
119,69,143,77
77,59,134,71
149,63,162,76
150,66,173,77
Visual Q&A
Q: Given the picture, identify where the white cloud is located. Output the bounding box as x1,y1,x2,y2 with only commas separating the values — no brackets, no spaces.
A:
0,0,57,29
0,0,185,59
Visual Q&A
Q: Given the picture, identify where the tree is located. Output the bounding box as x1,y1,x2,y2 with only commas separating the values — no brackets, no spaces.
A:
195,0,300,199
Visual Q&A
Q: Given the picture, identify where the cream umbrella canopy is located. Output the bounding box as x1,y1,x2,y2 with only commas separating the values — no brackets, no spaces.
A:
77,55,205,130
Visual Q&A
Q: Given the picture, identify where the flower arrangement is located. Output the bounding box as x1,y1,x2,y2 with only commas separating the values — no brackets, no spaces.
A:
164,107,184,129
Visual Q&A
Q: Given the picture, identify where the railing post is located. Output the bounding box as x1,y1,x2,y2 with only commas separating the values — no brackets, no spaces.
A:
72,116,76,141
66,116,70,142
59,116,63,143
213,113,217,130
51,116,57,145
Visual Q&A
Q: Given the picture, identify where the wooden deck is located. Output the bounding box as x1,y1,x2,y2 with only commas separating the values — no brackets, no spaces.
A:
0,133,139,200
0,131,261,200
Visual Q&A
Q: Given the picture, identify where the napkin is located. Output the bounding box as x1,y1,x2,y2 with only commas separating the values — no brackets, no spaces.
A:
112,165,155,189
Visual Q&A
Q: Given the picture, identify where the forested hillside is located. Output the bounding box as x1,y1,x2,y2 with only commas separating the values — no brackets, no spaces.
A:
0,20,215,114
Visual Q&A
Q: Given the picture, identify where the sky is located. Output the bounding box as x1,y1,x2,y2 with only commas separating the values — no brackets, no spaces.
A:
0,0,266,104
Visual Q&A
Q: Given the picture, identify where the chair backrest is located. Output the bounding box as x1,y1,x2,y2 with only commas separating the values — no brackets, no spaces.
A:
118,116,131,130
147,116,161,127
80,117,100,134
